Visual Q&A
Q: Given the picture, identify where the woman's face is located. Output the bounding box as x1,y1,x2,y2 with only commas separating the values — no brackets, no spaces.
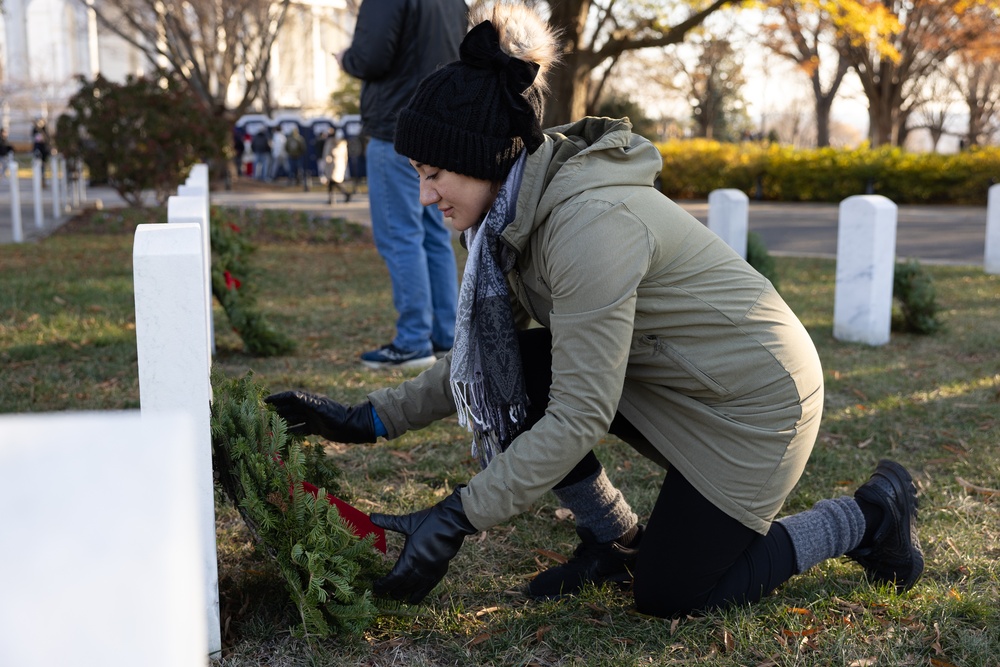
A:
410,161,497,232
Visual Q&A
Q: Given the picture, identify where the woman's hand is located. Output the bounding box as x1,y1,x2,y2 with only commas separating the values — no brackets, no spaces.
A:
264,390,376,443
370,487,477,604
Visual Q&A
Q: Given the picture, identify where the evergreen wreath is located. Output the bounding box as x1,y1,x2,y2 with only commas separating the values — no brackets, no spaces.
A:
210,369,386,636
210,209,296,357
892,259,943,335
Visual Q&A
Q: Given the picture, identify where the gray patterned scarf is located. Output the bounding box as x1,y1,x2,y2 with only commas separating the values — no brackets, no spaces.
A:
451,152,529,469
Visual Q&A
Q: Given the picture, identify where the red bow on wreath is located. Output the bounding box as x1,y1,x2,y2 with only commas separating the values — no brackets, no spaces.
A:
224,270,242,290
297,481,388,553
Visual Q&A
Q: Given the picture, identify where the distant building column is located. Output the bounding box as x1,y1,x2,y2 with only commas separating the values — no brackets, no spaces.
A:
4,0,31,85
311,5,325,107
86,0,101,78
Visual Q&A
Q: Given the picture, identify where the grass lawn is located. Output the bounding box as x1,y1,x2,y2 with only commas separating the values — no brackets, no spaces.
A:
1,207,998,666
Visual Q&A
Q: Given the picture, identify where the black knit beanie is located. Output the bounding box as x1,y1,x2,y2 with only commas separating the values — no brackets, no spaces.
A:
394,20,546,182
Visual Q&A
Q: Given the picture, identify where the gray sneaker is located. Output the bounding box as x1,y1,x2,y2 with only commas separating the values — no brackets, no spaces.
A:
527,526,642,600
360,343,436,370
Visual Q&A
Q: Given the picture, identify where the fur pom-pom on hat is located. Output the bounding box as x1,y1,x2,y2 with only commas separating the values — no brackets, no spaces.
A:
394,2,558,182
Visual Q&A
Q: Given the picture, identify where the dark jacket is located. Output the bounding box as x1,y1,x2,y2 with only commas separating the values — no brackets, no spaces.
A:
340,0,467,142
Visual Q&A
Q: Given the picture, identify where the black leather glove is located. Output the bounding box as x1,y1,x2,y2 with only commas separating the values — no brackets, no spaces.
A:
370,486,477,604
264,390,376,443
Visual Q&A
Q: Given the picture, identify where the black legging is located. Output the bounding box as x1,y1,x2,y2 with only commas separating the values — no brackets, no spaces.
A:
516,327,798,617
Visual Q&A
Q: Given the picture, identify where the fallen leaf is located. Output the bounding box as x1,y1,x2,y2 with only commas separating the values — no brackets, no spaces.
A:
722,627,735,652
475,606,500,618
535,625,552,642
930,658,960,667
781,627,819,637
848,659,876,667
468,632,492,646
955,476,1000,497
670,618,680,636
554,507,575,521
534,548,568,564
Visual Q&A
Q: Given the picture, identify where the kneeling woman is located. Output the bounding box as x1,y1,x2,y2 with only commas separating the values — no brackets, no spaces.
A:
268,2,921,616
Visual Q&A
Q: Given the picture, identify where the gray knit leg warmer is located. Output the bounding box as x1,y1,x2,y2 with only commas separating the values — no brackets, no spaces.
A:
553,466,638,543
777,496,866,574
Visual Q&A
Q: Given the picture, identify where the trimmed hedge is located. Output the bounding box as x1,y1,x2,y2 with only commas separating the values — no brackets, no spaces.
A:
657,140,1000,204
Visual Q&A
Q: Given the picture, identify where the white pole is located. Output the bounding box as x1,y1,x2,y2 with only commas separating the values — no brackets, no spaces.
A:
51,155,61,218
70,158,81,208
59,155,70,212
32,157,44,229
9,156,23,243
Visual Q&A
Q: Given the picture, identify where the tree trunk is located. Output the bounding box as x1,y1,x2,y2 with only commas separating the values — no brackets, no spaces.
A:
545,50,591,127
815,95,833,147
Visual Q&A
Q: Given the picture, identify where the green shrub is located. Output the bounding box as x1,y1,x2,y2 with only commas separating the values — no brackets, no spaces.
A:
55,73,228,206
747,231,779,291
892,259,943,334
656,140,1000,204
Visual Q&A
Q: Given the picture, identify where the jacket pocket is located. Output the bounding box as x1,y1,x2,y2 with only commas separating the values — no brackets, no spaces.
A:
639,334,730,397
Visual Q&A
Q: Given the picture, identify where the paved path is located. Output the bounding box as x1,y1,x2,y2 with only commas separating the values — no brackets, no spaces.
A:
0,179,990,266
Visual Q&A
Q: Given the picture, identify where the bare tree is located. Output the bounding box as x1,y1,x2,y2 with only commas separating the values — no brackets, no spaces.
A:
540,0,745,126
82,0,291,123
906,74,958,151
840,0,994,147
948,39,1000,148
758,0,898,147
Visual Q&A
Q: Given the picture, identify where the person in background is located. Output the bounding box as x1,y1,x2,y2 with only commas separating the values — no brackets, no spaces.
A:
285,126,308,191
271,128,289,182
0,128,13,178
337,0,466,369
32,120,51,187
269,1,922,615
320,128,351,204
251,128,271,181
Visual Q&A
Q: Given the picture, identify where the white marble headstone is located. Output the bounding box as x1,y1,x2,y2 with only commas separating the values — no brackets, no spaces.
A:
0,411,208,667
708,188,749,259
133,223,221,655
985,183,1000,275
168,192,214,357
833,195,898,346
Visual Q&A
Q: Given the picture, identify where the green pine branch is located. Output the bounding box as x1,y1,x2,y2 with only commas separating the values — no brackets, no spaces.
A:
210,369,385,636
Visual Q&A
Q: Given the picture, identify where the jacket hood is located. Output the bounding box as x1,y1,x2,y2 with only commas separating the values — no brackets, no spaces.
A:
503,116,663,254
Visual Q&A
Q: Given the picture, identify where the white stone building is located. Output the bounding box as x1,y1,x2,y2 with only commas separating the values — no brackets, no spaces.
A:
0,0,355,144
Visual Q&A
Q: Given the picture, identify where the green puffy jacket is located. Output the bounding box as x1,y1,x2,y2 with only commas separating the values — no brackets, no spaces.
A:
370,117,824,535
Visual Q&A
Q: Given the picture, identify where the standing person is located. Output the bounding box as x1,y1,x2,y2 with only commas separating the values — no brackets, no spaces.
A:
32,120,51,187
270,127,289,182
268,2,922,615
231,127,245,178
321,127,351,204
0,128,13,178
337,0,466,369
342,116,365,196
251,128,271,181
285,126,307,190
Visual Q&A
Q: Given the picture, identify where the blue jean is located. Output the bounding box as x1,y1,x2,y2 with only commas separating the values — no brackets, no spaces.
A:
366,137,457,353
253,152,270,180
